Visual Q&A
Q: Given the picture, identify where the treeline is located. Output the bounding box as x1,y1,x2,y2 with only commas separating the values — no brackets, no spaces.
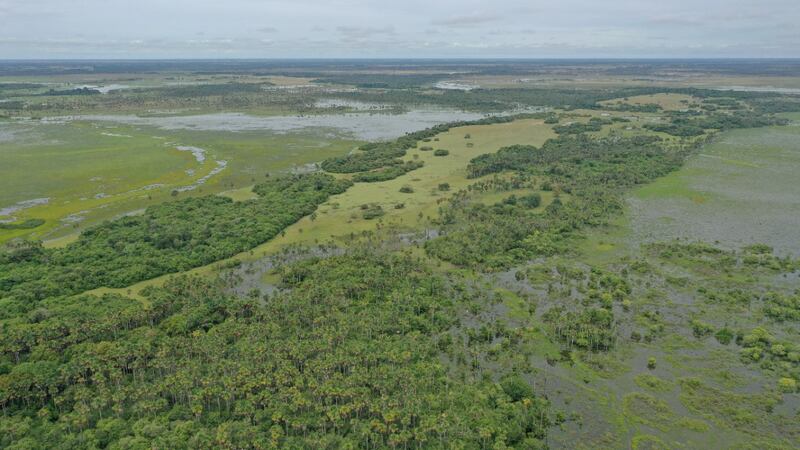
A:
0,173,351,311
326,86,675,112
0,253,551,449
41,87,100,96
645,111,787,137
143,83,270,98
324,85,798,113
313,73,447,89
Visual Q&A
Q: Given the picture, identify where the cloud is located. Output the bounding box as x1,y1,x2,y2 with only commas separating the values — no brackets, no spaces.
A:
645,14,700,27
336,26,396,41
432,12,503,28
0,0,797,58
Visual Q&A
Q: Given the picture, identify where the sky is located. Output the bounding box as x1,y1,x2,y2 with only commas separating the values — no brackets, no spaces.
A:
0,0,798,59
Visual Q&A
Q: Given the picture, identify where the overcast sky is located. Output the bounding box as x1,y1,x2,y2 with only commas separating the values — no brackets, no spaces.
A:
0,0,798,59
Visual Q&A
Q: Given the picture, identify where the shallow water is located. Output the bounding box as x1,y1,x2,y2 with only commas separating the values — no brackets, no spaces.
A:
176,160,227,192
0,125,15,143
434,81,478,91
175,145,206,163
313,98,392,111
46,108,486,141
628,126,800,256
77,84,131,94
0,197,50,221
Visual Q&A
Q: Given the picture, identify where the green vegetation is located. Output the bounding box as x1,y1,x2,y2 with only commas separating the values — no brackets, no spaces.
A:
3,61,800,448
0,219,45,230
0,253,551,448
426,133,685,269
0,174,351,308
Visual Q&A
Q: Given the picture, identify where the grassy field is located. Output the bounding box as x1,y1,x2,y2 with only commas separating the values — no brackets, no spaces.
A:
0,121,195,242
0,119,359,244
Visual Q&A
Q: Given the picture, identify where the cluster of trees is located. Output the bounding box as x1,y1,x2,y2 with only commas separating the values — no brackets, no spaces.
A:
41,87,101,96
0,252,552,448
763,291,800,322
0,173,351,310
646,241,797,274
351,161,423,183
536,267,632,353
738,328,799,383
646,111,787,137
543,306,616,352
467,134,665,178
320,141,408,173
424,184,565,269
427,134,687,269
552,117,611,135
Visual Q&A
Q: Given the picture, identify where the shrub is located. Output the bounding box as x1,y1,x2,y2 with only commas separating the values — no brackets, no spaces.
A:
690,319,714,338
361,204,385,220
778,377,797,393
714,327,734,345
434,149,450,156
520,193,542,208
500,375,534,401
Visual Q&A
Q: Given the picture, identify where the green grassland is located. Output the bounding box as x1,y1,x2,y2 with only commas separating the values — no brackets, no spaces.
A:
0,120,360,244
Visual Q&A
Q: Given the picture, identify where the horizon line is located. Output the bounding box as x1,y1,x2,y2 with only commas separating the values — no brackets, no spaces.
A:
2,57,800,62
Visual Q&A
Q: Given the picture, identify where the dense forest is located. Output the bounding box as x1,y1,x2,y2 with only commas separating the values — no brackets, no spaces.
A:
0,253,552,448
